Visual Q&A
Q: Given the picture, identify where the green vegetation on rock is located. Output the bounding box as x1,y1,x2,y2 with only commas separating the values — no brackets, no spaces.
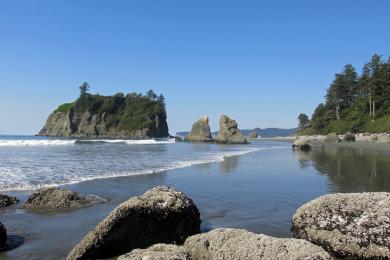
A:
299,54,390,134
39,82,169,138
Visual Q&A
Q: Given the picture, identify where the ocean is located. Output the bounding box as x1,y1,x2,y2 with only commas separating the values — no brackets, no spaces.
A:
0,136,389,259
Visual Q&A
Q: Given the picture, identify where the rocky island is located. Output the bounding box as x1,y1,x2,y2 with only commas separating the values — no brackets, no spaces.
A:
39,83,169,139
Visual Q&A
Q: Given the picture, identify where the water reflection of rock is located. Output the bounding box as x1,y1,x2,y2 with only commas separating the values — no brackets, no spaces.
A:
302,145,390,192
293,150,312,169
219,156,240,174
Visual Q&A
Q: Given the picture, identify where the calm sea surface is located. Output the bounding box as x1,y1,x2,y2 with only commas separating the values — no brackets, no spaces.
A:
0,135,389,259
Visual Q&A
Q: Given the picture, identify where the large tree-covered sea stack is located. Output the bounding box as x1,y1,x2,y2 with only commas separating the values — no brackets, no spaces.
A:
39,84,169,139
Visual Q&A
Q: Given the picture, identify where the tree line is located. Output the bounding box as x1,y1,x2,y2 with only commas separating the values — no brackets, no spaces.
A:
298,54,390,134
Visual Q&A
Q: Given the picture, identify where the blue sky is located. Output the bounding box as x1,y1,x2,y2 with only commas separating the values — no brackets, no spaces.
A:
1,0,389,135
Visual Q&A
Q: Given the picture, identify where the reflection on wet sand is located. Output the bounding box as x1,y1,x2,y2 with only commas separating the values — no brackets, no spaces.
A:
219,155,240,174
294,144,390,193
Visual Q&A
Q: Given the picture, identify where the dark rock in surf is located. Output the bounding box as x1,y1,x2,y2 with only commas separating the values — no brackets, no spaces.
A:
24,187,105,209
67,186,201,260
0,194,19,208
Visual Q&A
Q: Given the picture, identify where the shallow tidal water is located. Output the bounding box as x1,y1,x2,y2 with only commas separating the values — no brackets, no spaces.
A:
0,137,390,259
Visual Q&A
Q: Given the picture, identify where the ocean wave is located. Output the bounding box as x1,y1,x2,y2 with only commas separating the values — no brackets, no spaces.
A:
0,147,260,192
76,139,176,145
0,138,176,147
0,139,76,146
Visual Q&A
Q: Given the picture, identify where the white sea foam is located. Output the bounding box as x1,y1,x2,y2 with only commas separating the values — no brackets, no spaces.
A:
0,147,261,192
0,139,76,146
0,138,175,146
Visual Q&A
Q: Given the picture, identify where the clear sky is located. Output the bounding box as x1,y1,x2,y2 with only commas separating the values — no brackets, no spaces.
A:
1,0,389,135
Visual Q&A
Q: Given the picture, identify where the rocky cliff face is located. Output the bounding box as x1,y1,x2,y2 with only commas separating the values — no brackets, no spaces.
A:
39,109,169,139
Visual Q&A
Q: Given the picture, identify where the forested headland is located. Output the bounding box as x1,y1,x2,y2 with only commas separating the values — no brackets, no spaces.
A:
298,54,390,134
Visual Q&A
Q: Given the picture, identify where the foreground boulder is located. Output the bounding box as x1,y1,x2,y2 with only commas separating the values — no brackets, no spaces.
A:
342,133,355,142
24,187,105,209
184,116,213,142
0,194,19,208
292,192,390,258
215,115,248,144
184,228,331,259
118,244,192,260
292,137,311,151
325,133,340,143
67,186,201,260
0,222,6,248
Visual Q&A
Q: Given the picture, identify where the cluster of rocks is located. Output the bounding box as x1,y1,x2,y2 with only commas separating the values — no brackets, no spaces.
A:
2,185,389,258
355,133,390,143
65,186,389,259
294,133,390,151
66,186,334,260
184,115,249,144
293,132,363,151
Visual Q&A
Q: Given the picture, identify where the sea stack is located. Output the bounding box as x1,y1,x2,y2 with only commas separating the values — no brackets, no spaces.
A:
249,131,258,139
184,116,213,142
215,115,248,144
38,90,169,139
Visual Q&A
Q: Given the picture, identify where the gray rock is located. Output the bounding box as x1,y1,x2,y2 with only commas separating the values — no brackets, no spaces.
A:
0,194,19,208
292,137,311,151
248,131,258,139
184,228,331,260
118,244,192,260
175,136,183,141
215,115,248,144
342,133,355,142
184,116,213,142
377,134,390,143
292,192,390,258
24,187,105,209
67,186,200,260
325,133,340,143
0,222,6,247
